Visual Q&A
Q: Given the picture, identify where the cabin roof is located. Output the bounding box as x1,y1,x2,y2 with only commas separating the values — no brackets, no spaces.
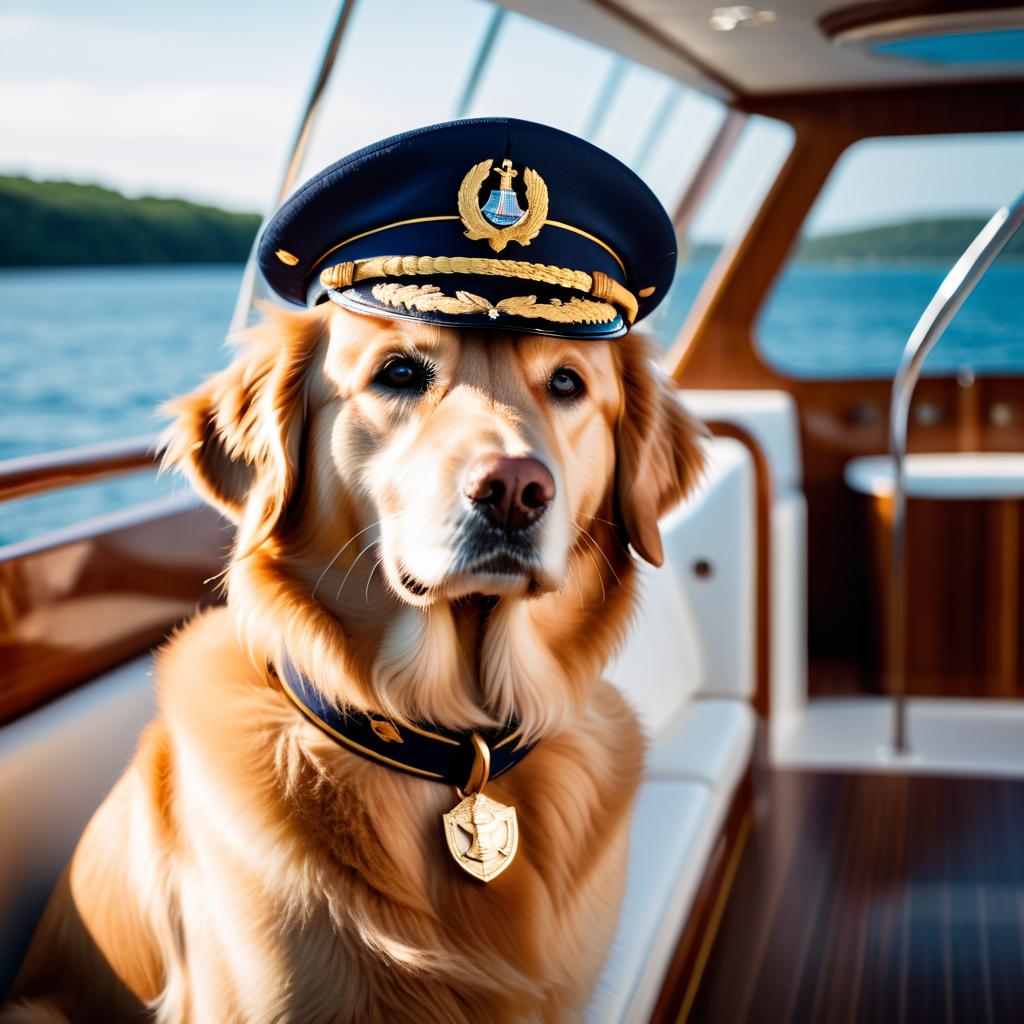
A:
501,0,1024,101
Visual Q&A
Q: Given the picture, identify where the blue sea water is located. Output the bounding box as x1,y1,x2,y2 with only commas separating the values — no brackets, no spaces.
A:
0,266,239,547
1,262,1022,547
759,263,1024,378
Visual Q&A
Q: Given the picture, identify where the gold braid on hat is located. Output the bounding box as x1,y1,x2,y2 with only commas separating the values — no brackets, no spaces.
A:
319,255,638,325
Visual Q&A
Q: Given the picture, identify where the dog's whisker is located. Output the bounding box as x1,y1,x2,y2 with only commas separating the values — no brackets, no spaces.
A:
365,555,384,604
571,524,610,605
312,511,404,601
579,513,619,530
203,565,231,588
566,560,585,611
334,538,383,601
575,512,632,553
573,528,608,605
574,520,622,587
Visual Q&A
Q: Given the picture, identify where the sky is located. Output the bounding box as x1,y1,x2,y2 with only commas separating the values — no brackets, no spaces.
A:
3,0,1023,241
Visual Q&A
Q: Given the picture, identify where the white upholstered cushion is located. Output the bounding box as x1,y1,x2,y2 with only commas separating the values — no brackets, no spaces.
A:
646,698,755,795
587,778,719,1024
679,389,803,492
604,560,705,734
660,438,755,701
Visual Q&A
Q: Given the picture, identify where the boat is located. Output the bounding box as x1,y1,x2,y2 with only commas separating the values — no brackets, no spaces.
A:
2,1,1023,1019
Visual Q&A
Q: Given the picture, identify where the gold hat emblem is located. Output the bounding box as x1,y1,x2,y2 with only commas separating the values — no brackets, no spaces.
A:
457,158,548,253
443,791,519,882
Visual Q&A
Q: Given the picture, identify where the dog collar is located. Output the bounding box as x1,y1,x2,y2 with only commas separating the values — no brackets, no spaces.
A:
276,655,530,882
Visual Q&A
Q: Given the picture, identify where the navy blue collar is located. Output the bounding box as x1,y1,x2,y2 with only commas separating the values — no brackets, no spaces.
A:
275,656,533,790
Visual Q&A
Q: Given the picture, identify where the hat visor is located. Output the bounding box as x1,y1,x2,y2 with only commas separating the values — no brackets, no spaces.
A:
321,276,626,341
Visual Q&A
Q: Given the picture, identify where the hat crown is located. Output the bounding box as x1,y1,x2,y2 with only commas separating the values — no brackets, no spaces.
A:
258,117,677,341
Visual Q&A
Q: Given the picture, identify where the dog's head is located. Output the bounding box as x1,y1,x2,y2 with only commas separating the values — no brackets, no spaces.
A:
164,304,703,730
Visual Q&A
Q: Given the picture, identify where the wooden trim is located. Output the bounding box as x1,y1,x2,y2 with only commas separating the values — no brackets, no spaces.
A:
0,500,228,725
819,0,1024,41
649,769,754,1024
743,80,1024,133
705,421,773,719
668,122,843,385
0,435,158,504
991,500,1020,696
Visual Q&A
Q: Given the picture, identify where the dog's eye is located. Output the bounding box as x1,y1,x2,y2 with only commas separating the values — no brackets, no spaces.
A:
374,356,433,393
548,368,585,401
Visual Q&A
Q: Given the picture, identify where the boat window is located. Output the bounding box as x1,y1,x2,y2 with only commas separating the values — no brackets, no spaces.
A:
646,114,794,352
756,132,1024,379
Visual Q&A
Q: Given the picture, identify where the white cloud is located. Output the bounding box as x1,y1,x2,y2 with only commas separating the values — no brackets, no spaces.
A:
0,77,296,210
0,13,43,40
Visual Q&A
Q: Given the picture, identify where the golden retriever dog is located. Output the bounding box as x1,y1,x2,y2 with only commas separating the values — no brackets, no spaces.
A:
3,302,703,1023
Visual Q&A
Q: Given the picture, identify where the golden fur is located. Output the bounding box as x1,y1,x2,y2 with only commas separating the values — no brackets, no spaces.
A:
3,304,703,1023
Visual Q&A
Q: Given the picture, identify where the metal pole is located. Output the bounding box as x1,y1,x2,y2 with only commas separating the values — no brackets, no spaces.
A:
230,0,360,333
581,55,628,142
887,193,1024,754
632,84,681,176
453,6,506,118
670,107,746,241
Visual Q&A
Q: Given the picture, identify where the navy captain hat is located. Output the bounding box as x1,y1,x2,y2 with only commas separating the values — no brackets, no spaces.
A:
257,117,677,340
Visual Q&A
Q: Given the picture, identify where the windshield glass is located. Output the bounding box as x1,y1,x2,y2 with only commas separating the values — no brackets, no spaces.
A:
757,132,1024,379
1,0,738,547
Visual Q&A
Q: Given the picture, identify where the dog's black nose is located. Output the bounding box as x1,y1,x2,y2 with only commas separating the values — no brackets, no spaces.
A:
464,455,555,530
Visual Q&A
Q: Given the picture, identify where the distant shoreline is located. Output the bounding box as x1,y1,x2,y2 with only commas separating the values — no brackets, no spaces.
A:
0,176,259,268
3,176,1021,269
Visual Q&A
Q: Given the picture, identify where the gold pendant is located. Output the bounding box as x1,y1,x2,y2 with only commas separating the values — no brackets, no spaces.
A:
443,791,519,883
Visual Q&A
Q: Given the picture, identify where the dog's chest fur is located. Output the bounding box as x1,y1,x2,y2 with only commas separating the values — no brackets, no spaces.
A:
151,607,644,1023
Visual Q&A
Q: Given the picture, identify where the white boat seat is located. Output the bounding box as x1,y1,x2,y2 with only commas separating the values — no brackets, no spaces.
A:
660,438,756,702
584,701,754,1023
604,558,703,734
679,389,803,493
587,778,718,1023
646,698,755,794
591,435,759,1021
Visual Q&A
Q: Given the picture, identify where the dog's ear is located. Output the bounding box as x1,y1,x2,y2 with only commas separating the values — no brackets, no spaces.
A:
614,334,706,566
161,305,326,544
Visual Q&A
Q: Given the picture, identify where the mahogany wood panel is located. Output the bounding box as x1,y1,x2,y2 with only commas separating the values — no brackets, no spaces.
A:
688,770,1024,1023
859,492,1024,698
0,502,229,724
669,82,1024,694
819,0,1024,41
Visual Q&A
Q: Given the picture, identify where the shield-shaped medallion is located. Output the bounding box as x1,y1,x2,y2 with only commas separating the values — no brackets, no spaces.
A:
443,791,519,882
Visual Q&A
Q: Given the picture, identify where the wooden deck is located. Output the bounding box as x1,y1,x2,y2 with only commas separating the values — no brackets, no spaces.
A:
686,771,1024,1023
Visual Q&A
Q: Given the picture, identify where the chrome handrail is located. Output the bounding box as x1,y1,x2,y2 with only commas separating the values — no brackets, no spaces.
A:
888,193,1024,754
229,0,360,333
0,434,159,504
671,107,746,239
